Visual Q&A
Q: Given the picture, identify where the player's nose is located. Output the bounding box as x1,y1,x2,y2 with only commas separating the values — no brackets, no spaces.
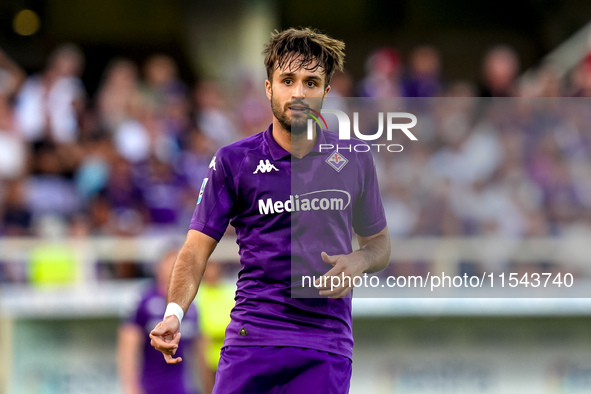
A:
292,81,304,97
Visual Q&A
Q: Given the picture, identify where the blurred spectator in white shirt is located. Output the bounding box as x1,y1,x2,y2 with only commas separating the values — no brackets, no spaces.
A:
0,48,26,180
195,81,240,148
96,58,143,133
15,43,85,144
142,54,191,139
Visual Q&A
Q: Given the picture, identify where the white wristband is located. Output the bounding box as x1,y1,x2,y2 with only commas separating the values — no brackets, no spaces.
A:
164,302,184,325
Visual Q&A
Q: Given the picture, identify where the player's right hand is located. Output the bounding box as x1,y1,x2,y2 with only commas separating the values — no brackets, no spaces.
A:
149,315,183,364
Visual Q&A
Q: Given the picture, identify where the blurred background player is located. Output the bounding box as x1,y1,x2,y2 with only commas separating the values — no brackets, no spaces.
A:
118,249,206,394
194,261,234,394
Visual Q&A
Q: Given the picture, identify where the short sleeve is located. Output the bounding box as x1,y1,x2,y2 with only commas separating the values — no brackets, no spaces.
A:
189,150,236,241
352,152,388,237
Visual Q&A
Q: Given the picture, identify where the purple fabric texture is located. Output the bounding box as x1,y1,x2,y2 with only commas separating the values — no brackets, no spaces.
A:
189,124,387,360
213,346,352,394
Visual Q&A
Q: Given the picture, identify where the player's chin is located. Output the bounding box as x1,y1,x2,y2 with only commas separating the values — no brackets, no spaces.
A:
290,111,307,122
289,117,308,134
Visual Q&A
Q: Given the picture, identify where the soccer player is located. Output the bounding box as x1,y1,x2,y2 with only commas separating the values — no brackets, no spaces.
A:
150,27,390,393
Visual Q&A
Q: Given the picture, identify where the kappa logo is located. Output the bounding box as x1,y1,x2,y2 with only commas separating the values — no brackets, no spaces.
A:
209,156,216,171
326,151,348,172
253,159,279,174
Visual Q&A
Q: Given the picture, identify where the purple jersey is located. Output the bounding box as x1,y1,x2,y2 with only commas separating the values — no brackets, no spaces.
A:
126,285,199,394
189,124,387,359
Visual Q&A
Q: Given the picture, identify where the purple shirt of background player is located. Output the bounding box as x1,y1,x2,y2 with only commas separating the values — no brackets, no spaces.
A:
118,250,203,394
126,287,199,393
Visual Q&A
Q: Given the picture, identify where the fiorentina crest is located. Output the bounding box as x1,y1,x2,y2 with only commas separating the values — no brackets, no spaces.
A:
326,151,348,172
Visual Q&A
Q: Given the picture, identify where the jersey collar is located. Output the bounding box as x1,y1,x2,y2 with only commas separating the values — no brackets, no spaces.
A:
264,124,291,160
264,123,328,160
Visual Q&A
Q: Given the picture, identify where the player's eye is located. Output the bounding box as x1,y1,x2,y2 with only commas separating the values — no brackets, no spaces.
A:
284,79,293,85
307,81,317,87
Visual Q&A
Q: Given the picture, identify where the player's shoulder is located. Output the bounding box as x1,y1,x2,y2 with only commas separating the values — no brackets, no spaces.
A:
218,131,265,155
214,130,276,178
322,129,341,144
214,131,266,164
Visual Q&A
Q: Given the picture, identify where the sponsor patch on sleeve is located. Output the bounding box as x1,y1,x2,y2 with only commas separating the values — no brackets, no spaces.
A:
197,178,209,204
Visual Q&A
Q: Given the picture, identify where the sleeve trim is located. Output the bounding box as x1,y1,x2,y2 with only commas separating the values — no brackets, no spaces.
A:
354,219,388,238
189,222,224,242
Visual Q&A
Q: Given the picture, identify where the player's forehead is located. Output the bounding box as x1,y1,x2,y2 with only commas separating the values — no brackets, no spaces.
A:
273,53,326,80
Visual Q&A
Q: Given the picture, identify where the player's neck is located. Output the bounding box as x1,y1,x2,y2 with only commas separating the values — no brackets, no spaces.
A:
272,120,316,159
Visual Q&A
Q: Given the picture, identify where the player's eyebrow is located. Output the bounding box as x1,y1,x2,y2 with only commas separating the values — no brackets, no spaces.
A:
305,75,323,82
278,72,323,82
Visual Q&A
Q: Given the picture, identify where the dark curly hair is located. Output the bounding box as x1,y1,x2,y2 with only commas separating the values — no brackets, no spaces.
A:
262,27,345,87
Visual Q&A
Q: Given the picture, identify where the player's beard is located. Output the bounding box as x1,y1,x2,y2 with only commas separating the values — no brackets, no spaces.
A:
270,93,321,136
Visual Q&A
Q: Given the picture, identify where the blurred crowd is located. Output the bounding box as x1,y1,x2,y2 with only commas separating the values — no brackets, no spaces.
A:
377,97,591,240
0,44,272,242
1,42,591,282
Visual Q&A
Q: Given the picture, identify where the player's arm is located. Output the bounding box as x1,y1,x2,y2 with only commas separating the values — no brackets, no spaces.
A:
355,226,391,273
149,229,217,364
117,323,144,394
317,226,391,298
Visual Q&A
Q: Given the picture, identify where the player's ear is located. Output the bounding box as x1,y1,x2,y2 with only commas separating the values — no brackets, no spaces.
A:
265,80,272,100
324,84,331,96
